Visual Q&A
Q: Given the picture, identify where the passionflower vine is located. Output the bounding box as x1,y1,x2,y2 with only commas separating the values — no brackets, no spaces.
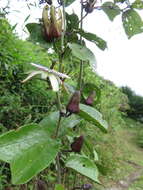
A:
42,5,63,41
22,63,70,92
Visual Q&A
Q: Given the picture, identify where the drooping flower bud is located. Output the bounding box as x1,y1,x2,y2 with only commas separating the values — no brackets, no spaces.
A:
85,91,96,106
42,5,63,42
36,179,47,190
82,0,96,14
82,184,92,190
39,0,52,5
71,136,84,153
66,91,81,115
57,0,63,5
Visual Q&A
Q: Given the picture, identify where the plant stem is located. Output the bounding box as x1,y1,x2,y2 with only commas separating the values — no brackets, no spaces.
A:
78,0,84,91
55,0,66,138
55,99,62,184
55,113,62,138
55,1,66,185
56,92,62,112
56,153,62,184
61,0,66,50
55,5,66,133
55,91,62,138
78,12,88,25
59,0,66,72
73,172,77,189
78,60,84,91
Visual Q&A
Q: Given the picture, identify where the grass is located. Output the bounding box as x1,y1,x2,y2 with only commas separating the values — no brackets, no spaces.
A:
96,117,143,189
129,176,143,190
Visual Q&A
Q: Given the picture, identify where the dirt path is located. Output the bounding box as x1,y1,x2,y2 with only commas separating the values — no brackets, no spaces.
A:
105,162,143,190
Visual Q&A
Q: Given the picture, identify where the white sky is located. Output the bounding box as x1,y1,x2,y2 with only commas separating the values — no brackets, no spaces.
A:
1,0,143,95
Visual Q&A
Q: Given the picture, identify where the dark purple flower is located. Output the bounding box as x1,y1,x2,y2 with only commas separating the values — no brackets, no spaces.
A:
71,136,84,153
39,0,46,4
36,179,47,190
82,184,92,190
85,91,95,106
39,0,52,5
66,91,81,115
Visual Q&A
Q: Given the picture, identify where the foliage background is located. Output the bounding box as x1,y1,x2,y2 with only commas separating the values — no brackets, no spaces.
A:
0,18,133,189
1,0,143,188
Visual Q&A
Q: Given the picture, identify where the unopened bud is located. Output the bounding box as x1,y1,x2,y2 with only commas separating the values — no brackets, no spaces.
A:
85,91,95,106
82,184,92,190
36,179,47,190
66,91,80,114
71,136,84,153
42,5,63,42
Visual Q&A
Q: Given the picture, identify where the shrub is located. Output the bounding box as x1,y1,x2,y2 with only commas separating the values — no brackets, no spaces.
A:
121,86,143,122
0,18,55,129
137,129,143,148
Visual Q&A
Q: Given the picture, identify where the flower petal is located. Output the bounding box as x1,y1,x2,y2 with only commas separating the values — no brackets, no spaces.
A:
48,74,59,92
21,71,44,83
30,63,70,79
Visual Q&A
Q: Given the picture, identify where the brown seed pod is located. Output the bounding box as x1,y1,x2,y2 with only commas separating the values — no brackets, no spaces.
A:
71,136,84,153
85,91,95,106
66,91,81,115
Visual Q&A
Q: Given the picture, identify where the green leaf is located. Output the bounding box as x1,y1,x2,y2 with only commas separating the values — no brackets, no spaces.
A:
0,124,38,163
55,184,65,190
65,0,76,7
40,112,82,137
11,138,60,184
11,23,17,31
0,124,60,184
66,154,99,183
26,23,42,41
78,104,108,133
93,150,99,161
131,0,143,9
84,138,94,158
48,74,59,92
96,163,108,175
62,115,83,129
26,23,51,48
102,2,121,21
68,43,96,70
122,9,143,39
66,13,79,30
77,30,107,50
114,0,126,3
39,112,59,136
24,14,30,23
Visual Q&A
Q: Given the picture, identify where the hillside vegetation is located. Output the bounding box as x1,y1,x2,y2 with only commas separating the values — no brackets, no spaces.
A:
1,18,143,190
